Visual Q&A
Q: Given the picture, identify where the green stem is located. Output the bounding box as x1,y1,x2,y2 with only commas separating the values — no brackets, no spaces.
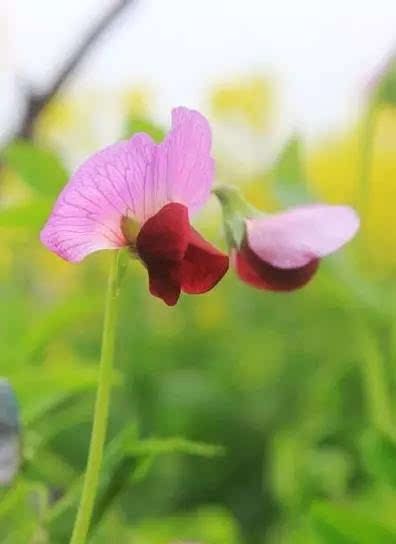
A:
356,103,394,436
70,251,122,544
357,103,377,218
361,329,394,437
355,305,393,437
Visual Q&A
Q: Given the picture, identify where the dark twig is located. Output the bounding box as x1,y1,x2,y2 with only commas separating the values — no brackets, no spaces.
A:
14,0,136,141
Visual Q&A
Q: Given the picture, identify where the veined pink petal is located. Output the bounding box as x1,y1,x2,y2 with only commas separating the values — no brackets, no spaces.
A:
247,204,360,269
144,107,214,218
41,108,214,263
40,134,156,262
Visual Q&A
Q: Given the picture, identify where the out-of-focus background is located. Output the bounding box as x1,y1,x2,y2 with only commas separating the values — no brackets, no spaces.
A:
1,1,396,543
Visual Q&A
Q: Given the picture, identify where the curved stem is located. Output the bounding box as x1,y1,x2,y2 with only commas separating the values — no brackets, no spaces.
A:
70,251,122,544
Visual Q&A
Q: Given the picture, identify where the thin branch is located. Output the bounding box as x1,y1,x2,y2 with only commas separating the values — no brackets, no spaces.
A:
14,0,136,141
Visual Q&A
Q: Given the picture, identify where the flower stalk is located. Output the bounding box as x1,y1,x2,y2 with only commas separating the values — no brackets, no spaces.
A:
70,250,122,544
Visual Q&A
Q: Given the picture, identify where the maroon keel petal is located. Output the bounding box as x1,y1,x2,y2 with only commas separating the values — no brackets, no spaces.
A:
137,202,229,305
235,242,319,292
136,202,190,306
181,229,229,294
145,263,182,306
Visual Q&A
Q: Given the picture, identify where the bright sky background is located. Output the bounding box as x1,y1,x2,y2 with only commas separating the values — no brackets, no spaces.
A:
2,0,396,144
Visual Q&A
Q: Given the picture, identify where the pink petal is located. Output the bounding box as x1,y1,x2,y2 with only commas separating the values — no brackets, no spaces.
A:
247,204,360,269
40,134,155,262
144,107,214,218
41,107,214,263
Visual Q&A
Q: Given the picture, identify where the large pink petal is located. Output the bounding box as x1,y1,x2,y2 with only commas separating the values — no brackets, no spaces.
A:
40,134,155,262
143,107,214,218
41,107,214,263
247,204,359,269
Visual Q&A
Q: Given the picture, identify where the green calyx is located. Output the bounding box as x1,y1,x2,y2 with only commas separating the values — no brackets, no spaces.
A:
121,216,140,253
212,184,263,250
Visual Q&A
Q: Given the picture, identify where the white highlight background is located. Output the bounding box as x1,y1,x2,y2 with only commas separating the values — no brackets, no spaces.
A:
1,0,396,142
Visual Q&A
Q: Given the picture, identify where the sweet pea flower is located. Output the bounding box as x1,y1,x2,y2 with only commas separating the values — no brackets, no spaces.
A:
41,108,229,306
214,186,359,291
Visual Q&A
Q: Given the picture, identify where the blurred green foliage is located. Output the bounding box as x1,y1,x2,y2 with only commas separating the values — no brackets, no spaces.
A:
1,61,396,544
124,115,166,143
373,54,396,107
2,140,68,197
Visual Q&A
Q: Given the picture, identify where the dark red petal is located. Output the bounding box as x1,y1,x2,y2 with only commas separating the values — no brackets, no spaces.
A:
137,202,190,263
145,263,181,306
137,202,190,306
181,228,229,294
137,202,228,305
235,242,319,292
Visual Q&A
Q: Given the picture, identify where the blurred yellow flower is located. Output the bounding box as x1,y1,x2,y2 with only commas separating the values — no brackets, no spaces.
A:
243,175,278,212
210,75,275,132
35,86,158,166
0,164,32,204
35,93,100,160
121,86,153,118
210,75,283,184
36,96,77,142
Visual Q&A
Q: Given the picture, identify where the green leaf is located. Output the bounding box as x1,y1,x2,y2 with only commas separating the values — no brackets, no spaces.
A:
46,432,224,539
274,136,305,185
0,199,51,229
272,135,312,206
130,506,242,544
125,115,165,143
91,437,224,532
46,426,139,541
357,328,394,436
310,502,396,544
2,140,68,197
91,437,225,532
91,456,138,532
0,480,47,542
270,433,303,509
12,360,115,427
16,295,102,363
374,55,396,107
128,453,155,484
126,436,226,458
361,429,396,487
25,447,77,488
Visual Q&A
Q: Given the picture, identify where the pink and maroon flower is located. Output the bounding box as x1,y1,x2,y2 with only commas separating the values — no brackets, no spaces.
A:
214,186,359,291
40,107,229,306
